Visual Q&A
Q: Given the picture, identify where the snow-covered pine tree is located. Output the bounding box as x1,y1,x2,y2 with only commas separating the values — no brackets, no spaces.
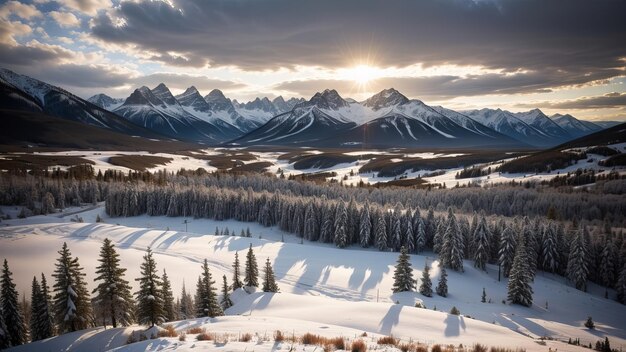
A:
419,262,432,297
498,226,517,277
262,258,280,293
244,244,259,287
440,208,464,271
521,221,538,281
458,217,471,259
232,252,243,290
599,239,616,291
415,216,426,253
392,246,416,293
507,236,533,307
1,259,26,346
161,269,175,322
134,247,164,327
30,274,54,341
391,204,403,251
303,202,318,241
334,201,349,248
436,266,448,297
359,202,372,248
433,216,445,254
374,210,388,251
567,228,589,291
195,259,223,317
92,238,134,328
320,204,335,244
52,243,93,333
616,265,626,304
481,288,486,303
425,207,436,250
542,223,559,273
404,214,415,253
473,213,491,271
221,275,233,309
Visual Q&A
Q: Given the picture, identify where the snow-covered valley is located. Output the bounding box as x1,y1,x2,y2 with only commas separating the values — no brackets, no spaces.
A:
1,205,624,351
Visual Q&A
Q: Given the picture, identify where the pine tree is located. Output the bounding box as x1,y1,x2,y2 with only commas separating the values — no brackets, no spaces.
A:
567,229,589,291
232,252,243,290
30,276,42,341
481,287,486,303
616,265,626,304
92,238,134,328
1,259,26,346
415,216,426,253
179,282,194,319
334,201,349,248
473,213,490,271
440,208,464,271
419,262,432,297
135,247,164,327
244,244,259,287
52,243,93,333
507,236,533,307
221,275,233,309
38,274,54,338
303,202,318,241
262,258,280,293
195,259,223,317
374,211,388,251
392,247,416,293
359,202,371,248
498,226,517,277
29,274,54,341
599,240,616,291
436,266,448,297
161,269,175,322
542,224,559,273
391,205,403,251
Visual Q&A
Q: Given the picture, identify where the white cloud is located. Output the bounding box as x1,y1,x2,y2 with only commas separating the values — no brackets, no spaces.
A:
0,20,32,44
49,11,81,28
0,1,43,20
57,0,112,16
56,36,74,44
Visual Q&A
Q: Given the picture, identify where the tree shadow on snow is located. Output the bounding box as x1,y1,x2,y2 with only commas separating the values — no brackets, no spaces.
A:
379,304,403,335
444,314,466,337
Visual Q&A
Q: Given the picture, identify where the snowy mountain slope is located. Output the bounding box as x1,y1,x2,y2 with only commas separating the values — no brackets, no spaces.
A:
114,84,232,143
0,68,163,139
174,86,242,139
230,106,357,146
204,89,262,132
432,105,520,141
87,93,124,110
1,213,624,351
551,113,603,138
464,108,557,147
513,109,572,142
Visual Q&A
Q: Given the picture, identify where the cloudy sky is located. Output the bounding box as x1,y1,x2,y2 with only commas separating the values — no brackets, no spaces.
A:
1,0,625,121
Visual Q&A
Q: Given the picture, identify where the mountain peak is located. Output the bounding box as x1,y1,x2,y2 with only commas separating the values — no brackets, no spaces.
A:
151,83,178,106
206,89,226,100
363,88,408,110
123,86,163,106
303,89,348,110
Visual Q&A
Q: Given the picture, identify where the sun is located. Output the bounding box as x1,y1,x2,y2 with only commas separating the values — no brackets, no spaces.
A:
342,64,382,87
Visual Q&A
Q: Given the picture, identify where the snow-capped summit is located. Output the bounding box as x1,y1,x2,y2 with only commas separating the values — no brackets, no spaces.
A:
204,89,234,111
150,83,179,106
513,108,571,141
550,113,602,138
362,88,409,110
122,86,163,106
87,93,124,110
176,86,212,112
301,89,350,110
243,97,278,114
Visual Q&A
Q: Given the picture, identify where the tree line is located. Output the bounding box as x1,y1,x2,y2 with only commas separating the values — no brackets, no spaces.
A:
0,240,278,348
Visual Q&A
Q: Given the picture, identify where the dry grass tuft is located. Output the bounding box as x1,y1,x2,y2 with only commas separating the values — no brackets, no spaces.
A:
350,339,367,352
377,335,399,346
157,324,178,338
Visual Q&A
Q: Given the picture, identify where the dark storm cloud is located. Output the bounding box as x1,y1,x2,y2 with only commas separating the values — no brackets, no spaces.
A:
515,93,626,110
90,0,626,83
0,43,73,66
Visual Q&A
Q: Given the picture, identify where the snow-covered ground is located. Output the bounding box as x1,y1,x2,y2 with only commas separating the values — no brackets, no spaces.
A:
1,205,625,351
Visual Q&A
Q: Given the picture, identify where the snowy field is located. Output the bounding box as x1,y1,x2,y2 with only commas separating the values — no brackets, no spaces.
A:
1,205,625,351
1,144,624,188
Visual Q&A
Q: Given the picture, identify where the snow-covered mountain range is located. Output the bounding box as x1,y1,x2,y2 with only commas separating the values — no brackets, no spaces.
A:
0,67,616,148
